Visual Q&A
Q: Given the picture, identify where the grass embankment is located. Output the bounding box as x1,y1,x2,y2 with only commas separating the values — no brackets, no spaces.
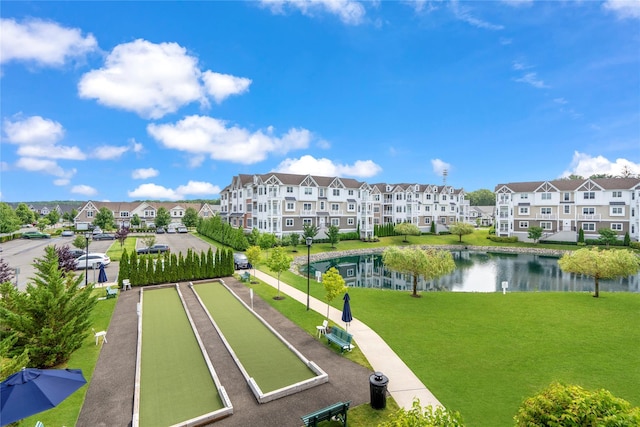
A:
140,287,222,426
22,289,117,427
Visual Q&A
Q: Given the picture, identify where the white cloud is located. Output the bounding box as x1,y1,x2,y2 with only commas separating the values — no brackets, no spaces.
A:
132,168,159,179
127,181,220,200
130,138,144,153
147,115,311,164
0,18,97,66
603,0,640,19
71,184,98,196
78,39,205,119
15,157,76,179
561,152,640,178
260,0,367,25
514,72,549,89
450,0,504,30
92,145,129,160
3,116,64,145
53,178,70,186
431,158,451,176
202,71,252,104
500,0,533,7
17,144,86,160
512,61,532,71
274,155,382,178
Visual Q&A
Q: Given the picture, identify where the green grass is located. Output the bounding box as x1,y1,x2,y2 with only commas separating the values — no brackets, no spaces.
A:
22,290,117,427
140,287,222,426
105,236,137,261
194,282,316,391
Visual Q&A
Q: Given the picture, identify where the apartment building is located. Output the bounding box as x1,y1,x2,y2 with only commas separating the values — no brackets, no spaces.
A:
74,201,217,229
495,177,640,242
219,172,469,238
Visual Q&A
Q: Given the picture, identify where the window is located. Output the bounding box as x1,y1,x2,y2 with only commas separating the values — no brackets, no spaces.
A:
87,210,94,218
582,223,595,231
584,192,595,199
442,195,447,201
286,202,294,211
396,206,403,213
302,218,312,225
563,192,570,201
540,208,551,215
331,218,340,226
425,217,431,224
331,203,339,211
333,189,340,196
425,206,430,212
519,221,529,228
611,223,622,231
347,218,355,225
304,187,313,195
540,222,552,230
521,193,529,199
303,203,312,211
612,191,622,198
396,194,403,200
286,186,293,193
319,189,325,197
247,219,252,227
541,193,551,200
610,207,624,216
320,202,325,210
519,207,530,215
346,268,355,277
564,205,571,214
582,207,595,215
285,219,294,227
348,203,355,211
348,190,354,196
441,206,446,212
120,211,129,217
425,194,431,200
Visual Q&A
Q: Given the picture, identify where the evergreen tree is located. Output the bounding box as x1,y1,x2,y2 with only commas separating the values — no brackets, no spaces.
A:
119,250,130,287
206,248,215,278
129,252,139,286
0,246,97,367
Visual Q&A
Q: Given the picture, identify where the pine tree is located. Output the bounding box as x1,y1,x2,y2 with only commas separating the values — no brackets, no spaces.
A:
206,248,215,278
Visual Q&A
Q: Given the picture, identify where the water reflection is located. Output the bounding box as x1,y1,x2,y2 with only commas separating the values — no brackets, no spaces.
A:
306,251,640,293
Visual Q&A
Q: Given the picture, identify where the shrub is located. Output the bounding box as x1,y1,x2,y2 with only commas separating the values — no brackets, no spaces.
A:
514,382,640,427
487,235,518,243
578,228,585,244
379,399,465,427
630,241,640,250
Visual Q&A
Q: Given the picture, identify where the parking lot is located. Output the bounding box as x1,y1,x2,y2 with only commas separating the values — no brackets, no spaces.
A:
1,232,215,291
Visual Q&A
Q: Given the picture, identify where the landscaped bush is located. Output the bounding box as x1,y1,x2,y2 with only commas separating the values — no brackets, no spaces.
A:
630,241,640,250
378,398,465,427
514,382,640,427
197,216,249,250
487,235,518,243
538,240,577,246
585,239,625,247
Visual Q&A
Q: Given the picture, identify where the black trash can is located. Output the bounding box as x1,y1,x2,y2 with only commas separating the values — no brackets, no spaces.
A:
369,371,389,409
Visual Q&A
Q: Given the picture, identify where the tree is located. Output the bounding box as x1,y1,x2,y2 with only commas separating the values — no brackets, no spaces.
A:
326,225,340,248
245,245,262,281
55,245,78,273
36,217,50,231
0,258,15,284
558,247,640,297
578,228,585,244
0,203,21,233
258,233,276,251
0,246,97,367
322,267,347,319
94,207,115,230
62,208,78,224
115,227,129,248
303,223,319,240
15,202,35,225
46,209,61,227
155,207,171,229
430,220,436,234
466,189,495,206
142,235,156,249
289,233,300,252
449,222,475,243
394,222,421,243
527,226,544,244
265,246,292,300
131,213,141,228
598,228,619,247
379,399,465,427
382,246,456,297
514,382,640,427
73,235,88,250
183,207,199,228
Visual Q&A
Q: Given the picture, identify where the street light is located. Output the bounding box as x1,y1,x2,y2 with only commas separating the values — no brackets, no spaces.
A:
84,232,91,287
306,237,313,311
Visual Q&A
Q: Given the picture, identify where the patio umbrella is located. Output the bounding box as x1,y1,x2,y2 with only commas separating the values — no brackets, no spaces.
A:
0,368,87,426
342,292,353,333
98,263,108,284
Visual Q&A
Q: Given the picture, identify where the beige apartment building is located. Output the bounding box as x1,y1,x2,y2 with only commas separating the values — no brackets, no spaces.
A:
219,172,469,239
495,177,640,242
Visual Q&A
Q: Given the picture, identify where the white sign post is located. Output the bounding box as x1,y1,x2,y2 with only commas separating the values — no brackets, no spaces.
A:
501,281,508,295
250,288,254,311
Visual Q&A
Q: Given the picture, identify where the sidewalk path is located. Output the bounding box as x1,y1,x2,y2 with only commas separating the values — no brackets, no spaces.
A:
252,270,442,410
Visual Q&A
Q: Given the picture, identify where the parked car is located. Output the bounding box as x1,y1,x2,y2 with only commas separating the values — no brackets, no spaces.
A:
177,226,188,233
156,227,165,234
233,253,250,270
92,233,116,241
22,231,51,239
69,248,86,258
166,227,176,234
61,230,75,237
75,253,111,269
92,227,102,235
137,244,170,254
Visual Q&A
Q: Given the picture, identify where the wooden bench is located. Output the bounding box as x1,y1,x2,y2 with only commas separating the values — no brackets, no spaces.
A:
326,327,353,353
105,286,117,299
301,401,351,427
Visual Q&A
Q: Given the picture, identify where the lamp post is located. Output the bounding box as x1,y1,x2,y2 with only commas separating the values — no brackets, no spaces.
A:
306,237,313,311
84,232,91,287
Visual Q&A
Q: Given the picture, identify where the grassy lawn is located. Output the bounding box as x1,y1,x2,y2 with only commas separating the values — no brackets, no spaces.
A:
22,289,117,427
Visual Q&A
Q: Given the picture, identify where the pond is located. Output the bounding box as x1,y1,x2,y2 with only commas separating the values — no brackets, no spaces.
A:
306,251,640,293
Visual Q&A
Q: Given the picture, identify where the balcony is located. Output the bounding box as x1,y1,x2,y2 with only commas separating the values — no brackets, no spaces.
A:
301,210,315,216
579,214,602,221
535,214,557,220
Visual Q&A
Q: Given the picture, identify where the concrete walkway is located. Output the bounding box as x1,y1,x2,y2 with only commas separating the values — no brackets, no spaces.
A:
252,270,442,411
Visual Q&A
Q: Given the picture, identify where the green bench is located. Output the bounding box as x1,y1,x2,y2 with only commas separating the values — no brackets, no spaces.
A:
326,327,353,353
240,271,250,282
105,286,117,299
301,401,351,427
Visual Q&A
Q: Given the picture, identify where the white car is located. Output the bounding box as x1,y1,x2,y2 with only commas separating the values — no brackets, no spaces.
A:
75,253,111,269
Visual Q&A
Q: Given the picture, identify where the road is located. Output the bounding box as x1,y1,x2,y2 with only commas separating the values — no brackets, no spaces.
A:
1,232,215,291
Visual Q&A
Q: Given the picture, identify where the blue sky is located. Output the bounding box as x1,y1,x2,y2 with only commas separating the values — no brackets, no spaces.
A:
1,0,639,202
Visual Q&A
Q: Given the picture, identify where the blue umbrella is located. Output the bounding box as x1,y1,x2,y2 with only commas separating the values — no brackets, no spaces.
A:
0,368,87,426
342,292,353,333
98,263,108,284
